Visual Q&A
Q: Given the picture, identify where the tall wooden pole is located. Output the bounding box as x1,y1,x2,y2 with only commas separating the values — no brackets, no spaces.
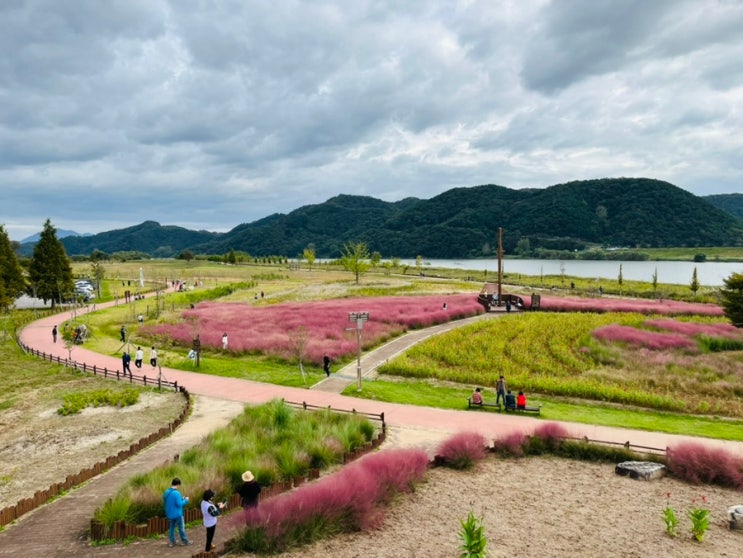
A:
497,227,503,305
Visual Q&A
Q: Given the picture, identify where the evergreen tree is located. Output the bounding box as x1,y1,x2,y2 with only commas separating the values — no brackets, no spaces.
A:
0,225,27,310
28,219,74,308
689,266,700,295
720,272,743,327
340,241,370,284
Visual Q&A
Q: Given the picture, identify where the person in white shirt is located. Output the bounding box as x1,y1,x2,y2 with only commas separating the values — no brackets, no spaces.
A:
200,489,225,552
222,333,228,350
135,346,144,368
150,346,158,367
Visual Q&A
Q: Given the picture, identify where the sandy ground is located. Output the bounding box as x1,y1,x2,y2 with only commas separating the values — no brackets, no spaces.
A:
230,426,743,558
0,390,184,509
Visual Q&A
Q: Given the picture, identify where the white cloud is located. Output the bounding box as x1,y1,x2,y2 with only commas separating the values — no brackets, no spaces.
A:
1,0,742,240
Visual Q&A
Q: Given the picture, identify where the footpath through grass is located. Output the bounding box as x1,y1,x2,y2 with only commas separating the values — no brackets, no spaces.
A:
342,378,743,442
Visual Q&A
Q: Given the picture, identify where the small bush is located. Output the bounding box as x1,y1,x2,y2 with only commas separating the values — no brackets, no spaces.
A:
531,422,570,452
492,431,526,457
57,388,140,415
436,432,487,470
667,442,743,489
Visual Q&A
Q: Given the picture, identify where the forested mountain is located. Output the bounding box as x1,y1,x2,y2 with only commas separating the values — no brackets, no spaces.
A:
57,221,220,257
704,193,743,219
21,178,743,258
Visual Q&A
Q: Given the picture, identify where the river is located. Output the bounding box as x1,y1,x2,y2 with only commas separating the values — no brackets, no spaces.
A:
402,258,743,287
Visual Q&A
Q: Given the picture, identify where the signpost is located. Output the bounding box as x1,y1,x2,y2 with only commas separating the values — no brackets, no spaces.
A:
348,312,369,391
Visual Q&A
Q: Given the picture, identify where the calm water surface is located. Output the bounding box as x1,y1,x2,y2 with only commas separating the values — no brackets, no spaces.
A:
403,259,743,287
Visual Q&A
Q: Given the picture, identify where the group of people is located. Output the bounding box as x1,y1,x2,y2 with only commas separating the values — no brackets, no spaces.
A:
163,469,261,551
472,375,528,410
121,346,158,376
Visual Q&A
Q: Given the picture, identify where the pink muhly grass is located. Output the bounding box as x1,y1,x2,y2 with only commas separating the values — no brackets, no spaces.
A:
592,324,698,351
532,422,570,450
230,448,429,552
536,296,723,316
666,443,743,490
435,431,487,469
144,294,482,364
492,431,527,457
644,319,743,340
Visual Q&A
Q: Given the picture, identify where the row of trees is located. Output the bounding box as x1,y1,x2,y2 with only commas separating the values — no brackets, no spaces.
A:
1,219,74,311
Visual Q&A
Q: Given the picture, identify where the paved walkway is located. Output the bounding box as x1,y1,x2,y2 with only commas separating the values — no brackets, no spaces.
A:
5,293,743,556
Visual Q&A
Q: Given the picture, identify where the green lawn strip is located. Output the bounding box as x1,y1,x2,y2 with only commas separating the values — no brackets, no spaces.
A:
343,378,743,442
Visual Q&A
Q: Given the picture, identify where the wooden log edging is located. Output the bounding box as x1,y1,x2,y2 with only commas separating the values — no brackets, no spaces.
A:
88,429,387,546
0,387,192,530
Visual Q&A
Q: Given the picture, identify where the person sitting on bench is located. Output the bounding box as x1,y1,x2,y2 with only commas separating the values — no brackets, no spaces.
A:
517,391,526,410
505,390,516,410
471,387,483,405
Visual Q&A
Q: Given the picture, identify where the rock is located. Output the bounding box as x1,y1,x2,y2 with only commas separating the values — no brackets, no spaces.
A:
614,461,666,481
728,505,743,530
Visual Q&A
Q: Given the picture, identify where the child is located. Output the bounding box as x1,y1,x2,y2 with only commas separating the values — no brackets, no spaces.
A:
201,489,226,552
471,387,483,405
517,390,526,410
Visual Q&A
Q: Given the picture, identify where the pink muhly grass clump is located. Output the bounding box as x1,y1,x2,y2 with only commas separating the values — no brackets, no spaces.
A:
145,294,482,364
667,442,743,490
537,296,723,316
492,431,527,457
592,324,697,351
230,448,428,552
532,422,570,450
644,319,743,339
435,431,487,469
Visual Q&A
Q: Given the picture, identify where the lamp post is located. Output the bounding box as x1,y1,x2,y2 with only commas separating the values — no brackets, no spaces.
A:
348,312,369,391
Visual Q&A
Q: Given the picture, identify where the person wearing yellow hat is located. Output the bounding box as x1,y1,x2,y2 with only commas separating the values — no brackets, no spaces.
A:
238,470,261,512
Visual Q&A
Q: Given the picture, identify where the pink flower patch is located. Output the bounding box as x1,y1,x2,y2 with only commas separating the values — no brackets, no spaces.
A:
592,324,697,351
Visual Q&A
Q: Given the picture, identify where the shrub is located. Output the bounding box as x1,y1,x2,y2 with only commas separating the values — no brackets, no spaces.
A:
459,511,487,557
229,448,429,553
491,431,526,457
666,442,743,489
531,422,570,452
435,432,487,470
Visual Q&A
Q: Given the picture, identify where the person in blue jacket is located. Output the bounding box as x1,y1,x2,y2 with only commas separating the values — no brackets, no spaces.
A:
163,477,192,547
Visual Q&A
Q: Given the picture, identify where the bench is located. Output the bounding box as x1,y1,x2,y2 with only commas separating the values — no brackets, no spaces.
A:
504,405,542,415
467,397,501,411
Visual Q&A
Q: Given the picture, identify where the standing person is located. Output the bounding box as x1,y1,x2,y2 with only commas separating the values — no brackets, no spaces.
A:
517,390,527,410
323,353,331,377
122,351,132,376
222,332,228,350
52,325,58,343
138,313,144,324
495,375,507,407
163,477,192,547
120,325,126,343
134,346,144,368
200,489,225,552
150,346,158,368
238,470,261,512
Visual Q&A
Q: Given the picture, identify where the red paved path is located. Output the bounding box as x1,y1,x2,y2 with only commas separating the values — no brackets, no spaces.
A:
4,292,743,557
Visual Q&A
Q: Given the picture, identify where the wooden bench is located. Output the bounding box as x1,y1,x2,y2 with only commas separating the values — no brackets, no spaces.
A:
467,397,501,411
504,404,542,415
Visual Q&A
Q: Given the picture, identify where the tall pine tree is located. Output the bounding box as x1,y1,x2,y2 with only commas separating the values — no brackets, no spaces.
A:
0,225,26,310
28,219,74,308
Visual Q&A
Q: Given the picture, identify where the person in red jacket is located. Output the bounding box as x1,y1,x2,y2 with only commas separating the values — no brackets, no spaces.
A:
516,391,526,410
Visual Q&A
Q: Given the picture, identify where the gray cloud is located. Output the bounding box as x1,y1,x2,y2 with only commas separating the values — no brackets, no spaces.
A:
1,0,742,241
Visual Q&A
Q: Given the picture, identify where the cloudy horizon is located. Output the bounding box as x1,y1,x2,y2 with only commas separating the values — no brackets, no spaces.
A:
2,0,742,241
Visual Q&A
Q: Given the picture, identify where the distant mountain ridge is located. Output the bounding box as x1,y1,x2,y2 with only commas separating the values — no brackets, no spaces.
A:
19,178,743,258
704,193,743,219
20,229,89,244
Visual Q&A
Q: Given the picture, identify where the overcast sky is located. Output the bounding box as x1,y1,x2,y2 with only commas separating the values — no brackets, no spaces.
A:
2,0,742,241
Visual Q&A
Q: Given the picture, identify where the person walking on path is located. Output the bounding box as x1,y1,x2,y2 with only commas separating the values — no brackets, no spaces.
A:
120,325,126,343
323,353,331,377
150,346,158,368
52,325,57,343
134,346,144,368
200,489,225,552
495,375,507,407
122,351,132,376
163,477,192,547
238,470,261,512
